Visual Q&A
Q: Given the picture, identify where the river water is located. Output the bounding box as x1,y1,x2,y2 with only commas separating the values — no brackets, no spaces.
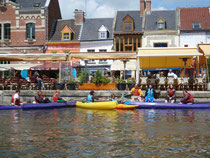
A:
0,108,209,157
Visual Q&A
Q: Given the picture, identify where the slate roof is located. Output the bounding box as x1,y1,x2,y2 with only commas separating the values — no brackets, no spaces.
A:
13,0,47,10
180,7,210,30
145,10,177,30
80,18,114,41
114,11,143,33
49,19,82,42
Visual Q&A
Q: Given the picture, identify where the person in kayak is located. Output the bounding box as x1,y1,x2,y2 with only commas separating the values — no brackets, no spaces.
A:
34,91,51,103
145,84,157,102
130,84,143,102
87,90,103,102
11,89,23,107
53,90,65,102
179,90,194,104
109,94,116,101
165,84,176,103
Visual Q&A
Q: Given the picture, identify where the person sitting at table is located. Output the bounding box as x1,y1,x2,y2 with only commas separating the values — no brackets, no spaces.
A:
145,84,156,102
53,90,65,102
165,84,176,103
179,90,194,104
130,84,143,102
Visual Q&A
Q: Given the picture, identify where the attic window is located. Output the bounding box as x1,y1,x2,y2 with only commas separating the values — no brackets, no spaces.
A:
193,22,201,29
123,15,134,32
33,3,40,7
61,25,73,40
98,25,109,39
157,18,166,30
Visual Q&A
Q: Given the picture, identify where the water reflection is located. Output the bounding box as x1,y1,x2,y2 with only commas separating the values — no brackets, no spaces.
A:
0,108,209,157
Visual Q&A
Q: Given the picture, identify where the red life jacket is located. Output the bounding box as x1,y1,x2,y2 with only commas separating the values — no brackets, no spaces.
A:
133,88,140,96
168,89,174,97
53,93,58,102
188,93,194,101
34,95,43,104
11,93,20,104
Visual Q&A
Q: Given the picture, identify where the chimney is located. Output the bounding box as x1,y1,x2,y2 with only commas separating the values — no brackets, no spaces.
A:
140,0,145,16
146,0,151,14
74,9,85,25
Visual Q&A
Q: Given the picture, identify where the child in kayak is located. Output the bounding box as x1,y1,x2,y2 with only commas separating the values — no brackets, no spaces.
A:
87,90,104,102
53,90,65,102
145,84,157,102
165,84,176,103
179,90,194,104
11,89,23,107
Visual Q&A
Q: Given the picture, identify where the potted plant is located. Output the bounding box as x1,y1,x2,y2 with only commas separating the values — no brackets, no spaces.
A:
67,79,77,90
79,70,89,84
126,79,136,90
92,70,111,84
116,78,126,90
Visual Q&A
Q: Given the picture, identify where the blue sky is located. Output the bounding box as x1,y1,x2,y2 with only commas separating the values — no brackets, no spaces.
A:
59,0,210,19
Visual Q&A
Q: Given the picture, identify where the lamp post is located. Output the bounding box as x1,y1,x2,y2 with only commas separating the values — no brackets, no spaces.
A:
121,59,129,81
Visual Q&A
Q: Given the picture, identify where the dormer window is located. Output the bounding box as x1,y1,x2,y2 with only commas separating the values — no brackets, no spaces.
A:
123,15,134,32
192,22,201,29
156,17,166,30
98,25,109,39
61,25,73,41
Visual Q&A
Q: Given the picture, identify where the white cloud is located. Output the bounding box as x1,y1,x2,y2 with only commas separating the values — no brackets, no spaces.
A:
153,6,167,11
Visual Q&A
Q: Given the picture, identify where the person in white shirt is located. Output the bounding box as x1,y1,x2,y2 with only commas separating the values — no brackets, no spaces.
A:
167,69,177,79
11,90,21,107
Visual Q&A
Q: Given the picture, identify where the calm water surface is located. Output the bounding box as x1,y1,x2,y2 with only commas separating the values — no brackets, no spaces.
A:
0,108,209,157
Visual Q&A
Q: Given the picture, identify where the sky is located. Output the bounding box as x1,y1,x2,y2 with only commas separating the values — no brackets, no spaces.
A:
59,0,210,19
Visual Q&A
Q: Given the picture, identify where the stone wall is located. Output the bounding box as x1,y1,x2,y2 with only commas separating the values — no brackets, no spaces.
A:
1,90,210,105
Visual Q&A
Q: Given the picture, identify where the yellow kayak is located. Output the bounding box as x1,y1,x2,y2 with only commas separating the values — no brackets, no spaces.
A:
76,101,118,110
116,104,138,110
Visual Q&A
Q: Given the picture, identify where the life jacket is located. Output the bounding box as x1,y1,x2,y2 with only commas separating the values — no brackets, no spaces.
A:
188,93,194,101
168,89,174,97
53,93,58,102
133,88,140,96
147,89,154,98
34,94,43,104
11,93,20,104
87,94,93,103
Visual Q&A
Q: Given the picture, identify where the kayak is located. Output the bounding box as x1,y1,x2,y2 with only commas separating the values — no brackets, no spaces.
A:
126,101,210,109
0,101,76,110
116,104,138,109
76,101,117,110
22,101,76,110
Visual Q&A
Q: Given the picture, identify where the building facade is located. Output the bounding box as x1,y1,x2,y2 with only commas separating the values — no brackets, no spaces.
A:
0,0,61,65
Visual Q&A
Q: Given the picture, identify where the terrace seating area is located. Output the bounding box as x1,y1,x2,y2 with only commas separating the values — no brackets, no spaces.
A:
139,76,207,91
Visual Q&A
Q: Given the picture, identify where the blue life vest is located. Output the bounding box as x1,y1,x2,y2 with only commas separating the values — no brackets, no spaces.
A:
87,94,93,103
147,89,154,98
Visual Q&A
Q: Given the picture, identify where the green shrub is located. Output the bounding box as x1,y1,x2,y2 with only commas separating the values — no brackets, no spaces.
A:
79,71,89,84
92,70,110,84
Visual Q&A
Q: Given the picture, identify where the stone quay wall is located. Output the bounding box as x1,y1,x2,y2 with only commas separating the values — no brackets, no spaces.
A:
1,90,210,105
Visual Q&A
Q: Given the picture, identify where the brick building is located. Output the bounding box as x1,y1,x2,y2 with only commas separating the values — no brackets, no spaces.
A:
0,0,61,65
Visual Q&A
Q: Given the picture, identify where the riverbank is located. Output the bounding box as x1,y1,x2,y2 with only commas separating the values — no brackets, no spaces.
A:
1,90,210,105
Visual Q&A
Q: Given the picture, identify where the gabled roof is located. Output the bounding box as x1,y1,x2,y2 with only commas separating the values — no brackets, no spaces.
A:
145,10,177,30
180,7,210,30
14,0,47,10
49,19,81,42
80,18,114,41
114,11,143,33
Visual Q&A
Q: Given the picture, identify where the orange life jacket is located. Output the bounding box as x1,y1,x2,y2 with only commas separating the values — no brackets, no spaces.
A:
133,88,140,96
168,89,174,97
53,93,58,102
188,93,194,101
11,93,20,104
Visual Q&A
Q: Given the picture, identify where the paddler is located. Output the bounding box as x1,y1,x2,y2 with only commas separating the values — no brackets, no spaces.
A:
11,89,23,107
165,84,176,103
87,90,102,102
53,90,65,102
130,83,143,102
34,91,43,103
179,90,194,104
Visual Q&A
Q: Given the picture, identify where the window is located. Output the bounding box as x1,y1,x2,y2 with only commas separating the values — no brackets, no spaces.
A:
157,23,165,30
26,23,35,39
125,22,132,31
4,23,10,39
87,49,95,52
154,43,168,47
0,24,1,40
0,0,6,4
63,33,70,40
99,32,106,39
193,22,201,29
0,61,10,64
99,49,107,52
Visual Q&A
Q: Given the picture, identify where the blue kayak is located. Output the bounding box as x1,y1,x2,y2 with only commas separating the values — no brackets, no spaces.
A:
126,101,210,109
0,101,76,110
